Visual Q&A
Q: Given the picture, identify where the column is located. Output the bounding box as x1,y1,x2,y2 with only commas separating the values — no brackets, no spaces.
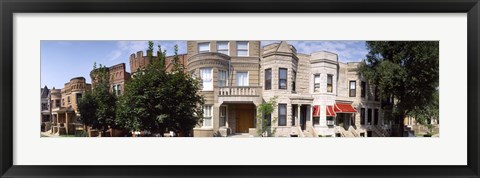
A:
65,112,69,135
297,104,301,126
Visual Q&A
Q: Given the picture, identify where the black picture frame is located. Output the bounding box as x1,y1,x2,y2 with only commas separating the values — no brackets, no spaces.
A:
1,0,479,177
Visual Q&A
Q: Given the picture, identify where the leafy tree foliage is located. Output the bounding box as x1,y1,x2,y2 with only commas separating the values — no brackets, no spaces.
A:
116,42,204,136
91,63,117,133
256,97,277,137
77,91,97,130
359,41,439,136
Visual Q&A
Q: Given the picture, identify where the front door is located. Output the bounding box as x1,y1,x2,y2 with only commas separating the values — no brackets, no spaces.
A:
235,104,254,133
300,105,307,130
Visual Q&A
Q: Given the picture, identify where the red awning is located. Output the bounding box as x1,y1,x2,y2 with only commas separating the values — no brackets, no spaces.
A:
334,103,357,113
313,105,320,117
326,105,336,117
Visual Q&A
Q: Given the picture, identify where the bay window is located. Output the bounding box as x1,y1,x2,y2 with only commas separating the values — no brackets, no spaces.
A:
279,68,287,90
218,70,228,87
314,74,320,92
265,68,272,90
327,74,333,93
200,68,213,91
278,104,287,126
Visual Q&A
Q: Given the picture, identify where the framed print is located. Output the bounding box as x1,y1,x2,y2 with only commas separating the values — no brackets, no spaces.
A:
1,0,479,177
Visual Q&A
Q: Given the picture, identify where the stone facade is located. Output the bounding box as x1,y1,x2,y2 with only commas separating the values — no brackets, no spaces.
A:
188,41,387,137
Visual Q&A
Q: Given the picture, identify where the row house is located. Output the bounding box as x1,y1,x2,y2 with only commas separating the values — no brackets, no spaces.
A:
186,41,388,137
48,77,92,135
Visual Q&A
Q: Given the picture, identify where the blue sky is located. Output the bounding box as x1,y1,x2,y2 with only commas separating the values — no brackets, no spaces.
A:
41,40,368,89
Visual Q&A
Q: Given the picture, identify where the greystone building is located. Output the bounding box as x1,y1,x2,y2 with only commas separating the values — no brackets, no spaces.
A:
188,41,390,137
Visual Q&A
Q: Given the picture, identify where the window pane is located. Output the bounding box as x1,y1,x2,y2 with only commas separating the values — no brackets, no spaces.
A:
237,50,248,56
200,68,212,90
217,42,228,55
198,42,210,53
278,104,287,126
237,72,248,86
265,69,271,90
237,41,248,49
279,69,287,79
314,75,320,83
327,75,332,84
350,81,356,89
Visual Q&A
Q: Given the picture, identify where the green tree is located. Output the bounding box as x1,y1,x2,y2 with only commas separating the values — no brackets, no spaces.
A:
359,41,439,136
91,63,117,134
256,97,277,137
77,91,97,133
116,42,204,136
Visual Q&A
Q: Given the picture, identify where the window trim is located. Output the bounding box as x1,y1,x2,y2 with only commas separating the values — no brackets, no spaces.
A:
265,68,272,90
279,68,287,90
198,42,210,53
216,41,229,55
236,41,249,57
278,104,287,126
349,80,356,97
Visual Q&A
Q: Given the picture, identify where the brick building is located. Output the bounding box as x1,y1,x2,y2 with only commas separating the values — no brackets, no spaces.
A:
49,77,91,135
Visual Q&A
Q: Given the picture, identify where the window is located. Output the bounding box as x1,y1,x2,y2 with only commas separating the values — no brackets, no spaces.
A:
360,108,365,125
374,109,379,125
219,106,227,127
198,42,210,53
112,84,122,96
313,117,320,126
367,108,372,125
314,74,320,92
278,104,287,126
265,68,272,90
279,68,287,89
236,41,248,56
76,93,82,104
67,96,70,103
361,81,366,98
217,41,229,55
202,105,212,127
62,99,65,106
236,72,249,86
265,113,271,126
218,70,228,87
327,74,333,93
200,68,213,90
292,71,296,92
349,81,356,97
55,99,60,108
374,86,379,101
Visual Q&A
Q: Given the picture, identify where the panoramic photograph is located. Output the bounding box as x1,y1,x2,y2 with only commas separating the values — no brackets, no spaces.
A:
40,40,439,137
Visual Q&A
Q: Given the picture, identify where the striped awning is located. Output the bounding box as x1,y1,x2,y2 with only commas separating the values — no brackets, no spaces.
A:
334,103,357,113
326,105,336,117
313,105,320,117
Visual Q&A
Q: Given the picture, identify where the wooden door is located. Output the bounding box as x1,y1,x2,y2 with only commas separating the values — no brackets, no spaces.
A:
235,104,254,133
